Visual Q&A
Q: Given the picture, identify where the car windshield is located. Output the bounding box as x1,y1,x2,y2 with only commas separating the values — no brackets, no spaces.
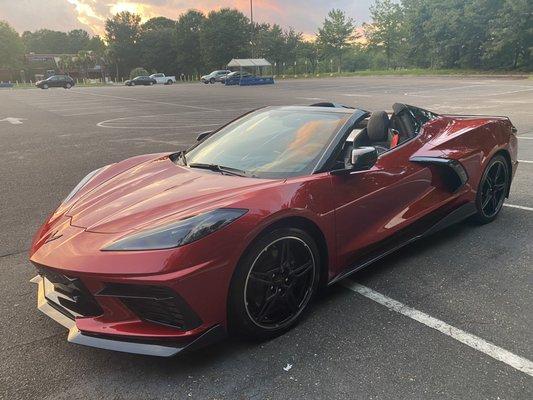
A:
185,109,350,179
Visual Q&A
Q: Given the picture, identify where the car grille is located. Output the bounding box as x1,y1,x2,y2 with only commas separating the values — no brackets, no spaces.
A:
97,283,202,330
36,265,103,319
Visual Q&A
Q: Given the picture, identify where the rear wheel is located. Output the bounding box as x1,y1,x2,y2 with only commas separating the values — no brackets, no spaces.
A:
228,228,320,340
65,83,72,89
210,78,215,84
167,79,173,85
472,154,509,224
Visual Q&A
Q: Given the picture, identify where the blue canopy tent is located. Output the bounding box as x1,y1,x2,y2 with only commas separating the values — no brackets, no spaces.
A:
226,58,274,86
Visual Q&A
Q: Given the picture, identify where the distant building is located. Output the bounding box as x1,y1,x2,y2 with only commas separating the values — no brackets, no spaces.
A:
23,52,107,82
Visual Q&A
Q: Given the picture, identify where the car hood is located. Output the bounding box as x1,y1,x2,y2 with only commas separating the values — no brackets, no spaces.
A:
66,154,276,234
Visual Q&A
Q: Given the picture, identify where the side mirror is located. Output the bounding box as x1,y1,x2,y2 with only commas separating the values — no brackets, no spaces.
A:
350,146,378,170
196,131,213,142
332,146,378,175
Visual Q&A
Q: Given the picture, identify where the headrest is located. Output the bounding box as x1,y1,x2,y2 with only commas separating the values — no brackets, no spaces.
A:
392,103,409,115
367,111,390,142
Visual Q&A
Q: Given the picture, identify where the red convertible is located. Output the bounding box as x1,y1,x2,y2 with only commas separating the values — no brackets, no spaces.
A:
30,103,518,356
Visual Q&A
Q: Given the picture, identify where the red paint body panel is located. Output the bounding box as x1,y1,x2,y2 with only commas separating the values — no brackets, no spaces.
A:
29,109,518,348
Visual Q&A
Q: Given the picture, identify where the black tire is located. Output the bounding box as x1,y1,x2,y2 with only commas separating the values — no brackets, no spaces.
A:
228,227,320,340
203,81,209,84
42,84,49,89
167,79,173,85
472,154,509,224
210,78,215,84
65,83,72,89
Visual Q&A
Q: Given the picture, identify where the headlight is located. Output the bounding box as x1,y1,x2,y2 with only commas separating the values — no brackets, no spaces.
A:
102,208,248,251
63,167,104,203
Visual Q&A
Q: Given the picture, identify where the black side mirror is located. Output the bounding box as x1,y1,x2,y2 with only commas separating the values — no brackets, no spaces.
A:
196,131,213,142
350,146,378,170
332,146,378,175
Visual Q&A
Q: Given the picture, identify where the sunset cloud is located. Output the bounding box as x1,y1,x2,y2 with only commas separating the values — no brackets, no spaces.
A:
0,0,373,37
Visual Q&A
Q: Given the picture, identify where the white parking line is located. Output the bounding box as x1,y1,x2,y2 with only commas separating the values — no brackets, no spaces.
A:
504,204,533,211
342,281,533,377
518,160,533,164
60,108,130,117
518,136,533,140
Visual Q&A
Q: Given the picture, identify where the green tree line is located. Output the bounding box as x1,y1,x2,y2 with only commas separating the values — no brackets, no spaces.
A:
0,0,531,81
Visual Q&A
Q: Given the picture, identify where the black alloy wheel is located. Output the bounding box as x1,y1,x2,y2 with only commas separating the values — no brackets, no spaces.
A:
228,228,320,339
473,155,509,223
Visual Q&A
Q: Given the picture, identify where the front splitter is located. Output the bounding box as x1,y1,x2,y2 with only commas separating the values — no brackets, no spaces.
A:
31,275,225,357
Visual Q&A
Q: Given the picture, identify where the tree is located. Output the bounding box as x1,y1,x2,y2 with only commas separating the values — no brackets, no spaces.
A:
74,50,92,78
138,27,177,74
298,41,320,73
366,0,405,68
483,0,532,69
66,29,91,53
200,8,250,70
87,36,106,57
105,11,142,79
57,54,73,73
143,17,176,31
0,21,25,70
316,9,357,73
175,10,206,75
22,29,69,53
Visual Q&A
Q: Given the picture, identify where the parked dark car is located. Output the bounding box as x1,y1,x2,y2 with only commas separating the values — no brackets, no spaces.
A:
125,76,157,86
35,75,75,89
222,71,254,85
201,70,231,84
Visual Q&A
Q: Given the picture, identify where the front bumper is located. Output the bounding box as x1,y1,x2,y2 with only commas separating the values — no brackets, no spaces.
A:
32,275,225,357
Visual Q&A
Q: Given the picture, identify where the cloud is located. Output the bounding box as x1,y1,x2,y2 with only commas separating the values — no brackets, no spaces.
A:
0,0,373,36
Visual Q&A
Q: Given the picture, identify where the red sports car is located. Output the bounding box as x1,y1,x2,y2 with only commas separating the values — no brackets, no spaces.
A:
30,103,518,356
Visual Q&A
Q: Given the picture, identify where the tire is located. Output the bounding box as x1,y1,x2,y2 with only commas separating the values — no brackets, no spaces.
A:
228,227,320,340
472,154,509,224
65,83,72,89
149,81,154,86
42,84,49,89
167,80,173,85
203,81,209,84
210,78,215,84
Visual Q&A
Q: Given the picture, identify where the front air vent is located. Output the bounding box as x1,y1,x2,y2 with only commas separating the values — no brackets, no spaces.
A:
97,283,202,330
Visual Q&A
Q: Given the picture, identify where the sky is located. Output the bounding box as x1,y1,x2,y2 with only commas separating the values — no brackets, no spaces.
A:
0,0,374,37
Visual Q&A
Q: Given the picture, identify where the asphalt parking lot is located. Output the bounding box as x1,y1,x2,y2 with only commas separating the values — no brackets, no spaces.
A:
0,76,532,399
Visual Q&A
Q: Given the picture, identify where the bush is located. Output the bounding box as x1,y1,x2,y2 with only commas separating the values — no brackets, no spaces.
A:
129,67,149,79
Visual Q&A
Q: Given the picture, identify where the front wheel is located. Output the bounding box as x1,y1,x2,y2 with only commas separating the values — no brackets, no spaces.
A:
228,227,320,340
472,154,509,224
42,84,49,89
210,78,215,84
65,83,72,89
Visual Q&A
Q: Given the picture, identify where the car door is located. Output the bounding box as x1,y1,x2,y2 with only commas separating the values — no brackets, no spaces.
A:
49,76,60,87
331,137,453,276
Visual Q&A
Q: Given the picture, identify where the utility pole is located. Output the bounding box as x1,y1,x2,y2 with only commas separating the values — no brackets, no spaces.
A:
250,0,255,58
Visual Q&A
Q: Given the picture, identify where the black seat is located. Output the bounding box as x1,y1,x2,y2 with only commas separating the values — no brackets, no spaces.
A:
392,103,416,138
367,111,391,153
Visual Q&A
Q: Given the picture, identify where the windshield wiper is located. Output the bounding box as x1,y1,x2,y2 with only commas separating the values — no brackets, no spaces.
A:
178,150,187,166
188,163,247,177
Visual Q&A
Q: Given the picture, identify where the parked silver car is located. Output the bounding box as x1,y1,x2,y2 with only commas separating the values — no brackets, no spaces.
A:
201,70,231,84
